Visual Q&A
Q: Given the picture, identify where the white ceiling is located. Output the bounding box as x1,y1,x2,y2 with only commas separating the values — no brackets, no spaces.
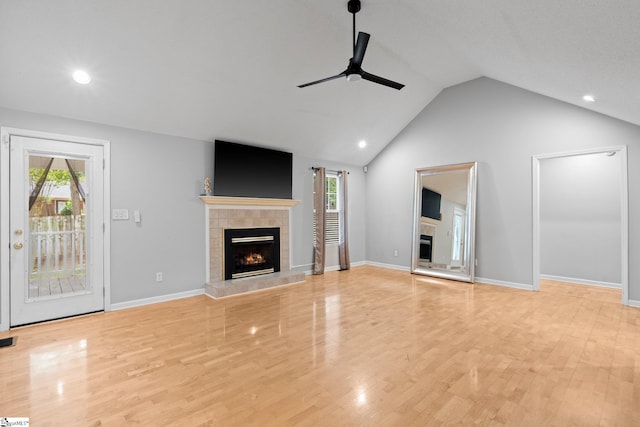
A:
1,1,639,166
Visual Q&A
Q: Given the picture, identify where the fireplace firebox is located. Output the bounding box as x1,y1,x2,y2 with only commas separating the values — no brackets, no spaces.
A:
224,227,280,280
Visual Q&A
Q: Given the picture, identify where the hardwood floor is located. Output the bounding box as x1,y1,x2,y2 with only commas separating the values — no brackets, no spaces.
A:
1,266,638,426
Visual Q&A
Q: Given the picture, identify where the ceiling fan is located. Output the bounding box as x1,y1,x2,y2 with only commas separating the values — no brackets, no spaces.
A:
298,0,405,90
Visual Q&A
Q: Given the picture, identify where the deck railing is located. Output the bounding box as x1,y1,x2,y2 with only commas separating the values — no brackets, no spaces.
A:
29,215,86,276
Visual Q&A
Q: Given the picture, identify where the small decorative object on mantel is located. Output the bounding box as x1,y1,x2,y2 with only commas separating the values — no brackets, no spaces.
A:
203,177,212,196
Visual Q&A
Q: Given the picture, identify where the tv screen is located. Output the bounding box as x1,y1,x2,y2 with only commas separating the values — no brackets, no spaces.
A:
422,187,441,220
213,140,293,199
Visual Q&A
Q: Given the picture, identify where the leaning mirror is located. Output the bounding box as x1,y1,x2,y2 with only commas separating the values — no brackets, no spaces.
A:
411,162,478,282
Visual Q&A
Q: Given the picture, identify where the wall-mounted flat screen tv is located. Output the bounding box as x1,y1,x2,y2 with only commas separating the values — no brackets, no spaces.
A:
422,187,442,220
213,140,293,199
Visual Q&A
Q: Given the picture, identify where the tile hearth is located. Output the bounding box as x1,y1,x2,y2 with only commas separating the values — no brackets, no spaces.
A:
205,271,305,298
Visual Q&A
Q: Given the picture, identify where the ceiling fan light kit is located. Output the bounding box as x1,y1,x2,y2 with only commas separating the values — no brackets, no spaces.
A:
298,0,404,90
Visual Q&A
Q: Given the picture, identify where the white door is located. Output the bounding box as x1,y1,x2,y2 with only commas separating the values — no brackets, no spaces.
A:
10,135,104,326
450,208,465,268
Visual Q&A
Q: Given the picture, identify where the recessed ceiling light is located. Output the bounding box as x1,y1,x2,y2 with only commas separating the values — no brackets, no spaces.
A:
582,94,595,102
72,70,91,85
358,140,367,148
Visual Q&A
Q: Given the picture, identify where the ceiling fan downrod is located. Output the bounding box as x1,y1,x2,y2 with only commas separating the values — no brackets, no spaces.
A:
348,0,361,55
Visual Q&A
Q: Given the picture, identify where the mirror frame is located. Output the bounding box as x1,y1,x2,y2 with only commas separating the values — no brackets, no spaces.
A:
411,162,478,283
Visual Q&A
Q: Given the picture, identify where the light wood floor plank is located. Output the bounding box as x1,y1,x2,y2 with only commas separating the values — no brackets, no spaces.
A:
0,267,637,425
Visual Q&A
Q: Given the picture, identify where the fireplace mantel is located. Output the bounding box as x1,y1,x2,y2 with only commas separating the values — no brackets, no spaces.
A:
199,196,300,207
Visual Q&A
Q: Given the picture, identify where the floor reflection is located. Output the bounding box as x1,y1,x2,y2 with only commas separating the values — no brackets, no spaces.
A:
1,267,635,426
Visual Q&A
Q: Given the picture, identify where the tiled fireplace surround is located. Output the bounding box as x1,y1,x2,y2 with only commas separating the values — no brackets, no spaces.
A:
201,197,306,298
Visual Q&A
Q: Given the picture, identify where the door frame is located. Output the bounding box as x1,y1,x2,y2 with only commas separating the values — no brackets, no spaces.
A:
532,145,629,304
1,127,111,331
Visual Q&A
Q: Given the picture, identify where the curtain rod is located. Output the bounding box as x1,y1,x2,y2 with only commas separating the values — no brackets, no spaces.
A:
310,166,350,174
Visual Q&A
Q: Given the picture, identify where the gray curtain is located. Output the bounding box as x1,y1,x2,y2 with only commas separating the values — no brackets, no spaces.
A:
29,157,54,211
338,171,350,270
312,167,326,274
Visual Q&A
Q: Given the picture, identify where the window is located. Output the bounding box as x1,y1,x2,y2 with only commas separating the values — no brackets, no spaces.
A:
56,200,70,214
314,173,341,245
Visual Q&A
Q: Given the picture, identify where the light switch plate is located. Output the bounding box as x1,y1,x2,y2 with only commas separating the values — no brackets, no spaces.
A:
112,209,129,220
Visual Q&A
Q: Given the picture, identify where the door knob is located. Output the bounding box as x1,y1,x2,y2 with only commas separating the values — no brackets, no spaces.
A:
13,242,23,249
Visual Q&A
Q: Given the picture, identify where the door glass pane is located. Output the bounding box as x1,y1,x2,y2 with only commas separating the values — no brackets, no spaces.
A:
27,155,89,301
452,212,463,262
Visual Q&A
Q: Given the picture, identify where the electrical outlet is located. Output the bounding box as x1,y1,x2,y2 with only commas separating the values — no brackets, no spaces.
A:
393,249,399,257
155,272,163,282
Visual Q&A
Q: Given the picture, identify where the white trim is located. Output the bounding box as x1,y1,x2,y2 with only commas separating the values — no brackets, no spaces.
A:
290,263,313,271
532,145,629,305
292,260,367,275
539,274,621,289
350,261,367,268
110,289,204,311
620,147,629,305
289,208,294,277
628,299,640,308
103,141,111,311
324,260,367,272
0,129,10,331
0,127,110,146
532,155,541,292
199,196,299,207
0,127,110,331
365,261,411,272
475,277,534,291
204,205,211,283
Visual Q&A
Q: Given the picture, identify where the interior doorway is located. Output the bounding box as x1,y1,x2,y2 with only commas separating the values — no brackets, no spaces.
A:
532,146,628,304
1,128,111,330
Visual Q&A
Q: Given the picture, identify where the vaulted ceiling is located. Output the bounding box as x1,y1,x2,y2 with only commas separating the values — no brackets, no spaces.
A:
1,1,639,166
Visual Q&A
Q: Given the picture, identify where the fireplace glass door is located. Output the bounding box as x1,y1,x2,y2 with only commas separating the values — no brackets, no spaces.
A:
224,228,280,280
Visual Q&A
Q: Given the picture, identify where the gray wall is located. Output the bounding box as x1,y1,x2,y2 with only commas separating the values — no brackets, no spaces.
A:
365,77,640,299
0,107,213,304
0,107,366,308
540,153,621,285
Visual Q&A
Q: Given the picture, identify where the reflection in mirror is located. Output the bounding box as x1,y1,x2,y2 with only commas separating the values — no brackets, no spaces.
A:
411,162,477,282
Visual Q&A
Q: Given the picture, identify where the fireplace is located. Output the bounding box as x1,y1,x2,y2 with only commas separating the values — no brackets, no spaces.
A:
201,197,305,298
224,227,280,280
419,234,433,262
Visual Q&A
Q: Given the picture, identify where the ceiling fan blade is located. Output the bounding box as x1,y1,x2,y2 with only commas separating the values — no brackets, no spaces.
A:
361,71,405,90
352,32,370,67
298,72,347,88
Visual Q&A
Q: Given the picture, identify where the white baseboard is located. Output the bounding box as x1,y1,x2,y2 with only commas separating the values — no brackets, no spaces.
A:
291,263,313,272
365,261,411,272
110,288,204,311
292,261,367,275
627,299,640,308
475,277,534,291
539,274,621,289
